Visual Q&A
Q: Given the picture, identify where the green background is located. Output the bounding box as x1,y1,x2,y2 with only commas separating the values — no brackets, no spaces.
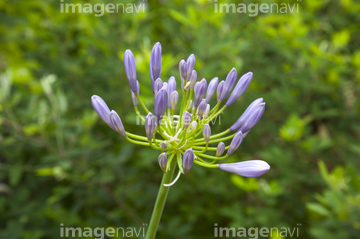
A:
1,0,360,238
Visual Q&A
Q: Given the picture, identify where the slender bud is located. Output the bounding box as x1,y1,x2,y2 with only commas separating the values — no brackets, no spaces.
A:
190,121,198,131
154,78,163,95
189,70,197,90
170,91,179,109
216,142,225,157
145,112,156,141
182,148,194,173
179,60,187,89
150,42,162,94
198,99,207,118
183,111,192,129
227,131,243,155
167,76,177,107
186,54,195,81
203,104,210,118
229,98,264,131
220,68,237,101
219,160,270,177
158,153,167,172
217,80,225,102
160,141,167,150
206,77,219,103
202,124,211,143
154,88,168,124
194,78,207,107
238,103,265,133
161,82,168,91
124,49,138,93
109,110,127,137
226,72,253,106
91,95,112,128
131,91,138,107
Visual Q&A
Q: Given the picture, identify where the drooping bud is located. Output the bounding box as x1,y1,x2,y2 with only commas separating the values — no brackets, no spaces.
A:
217,80,225,102
220,68,237,101
160,141,167,150
154,88,168,124
227,131,243,155
167,76,177,107
150,42,162,94
189,70,197,90
183,111,192,129
91,95,112,128
190,121,198,131
197,99,207,118
216,142,225,157
229,98,264,131
186,54,195,81
131,91,138,107
219,160,270,177
226,72,253,106
158,153,167,172
238,103,265,133
202,124,211,143
109,110,127,137
170,91,179,109
154,78,163,95
145,112,156,141
124,49,138,93
206,77,219,103
182,148,194,173
194,78,207,107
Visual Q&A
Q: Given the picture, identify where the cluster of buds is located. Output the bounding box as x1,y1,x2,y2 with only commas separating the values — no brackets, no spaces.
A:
91,42,270,186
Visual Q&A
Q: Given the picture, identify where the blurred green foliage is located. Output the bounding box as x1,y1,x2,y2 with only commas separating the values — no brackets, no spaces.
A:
0,0,359,238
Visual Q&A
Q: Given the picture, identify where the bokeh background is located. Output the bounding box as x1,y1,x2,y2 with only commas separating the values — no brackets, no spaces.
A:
1,0,360,238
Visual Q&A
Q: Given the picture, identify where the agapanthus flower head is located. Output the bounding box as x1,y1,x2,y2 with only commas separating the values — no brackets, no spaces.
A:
92,42,269,187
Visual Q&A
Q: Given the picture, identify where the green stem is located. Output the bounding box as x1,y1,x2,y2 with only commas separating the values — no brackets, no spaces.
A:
145,158,177,239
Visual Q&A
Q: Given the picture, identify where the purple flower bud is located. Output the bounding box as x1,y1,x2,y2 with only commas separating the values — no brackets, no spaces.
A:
167,76,177,107
134,80,140,94
197,99,207,118
217,80,225,102
158,153,167,172
150,42,162,94
91,95,112,128
203,104,210,118
189,70,197,90
194,78,207,107
190,121,197,131
109,110,127,137
124,49,138,93
154,78,163,95
145,112,156,141
160,141,167,150
238,103,265,133
186,54,195,81
182,148,194,173
216,142,225,157
202,124,211,143
220,68,237,101
206,77,219,103
154,88,168,124
161,82,168,91
219,160,270,177
226,72,253,106
229,98,264,131
227,131,243,155
170,91,179,109
179,59,187,89
131,91,138,107
183,111,192,129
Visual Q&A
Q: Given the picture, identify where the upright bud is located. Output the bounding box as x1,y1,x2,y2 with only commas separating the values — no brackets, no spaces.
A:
145,112,156,141
158,153,167,172
150,42,162,94
227,131,244,155
226,72,253,106
183,111,192,129
229,98,264,131
167,76,177,107
154,88,168,124
219,160,270,177
186,54,195,81
160,141,167,150
182,148,194,173
220,68,237,101
217,80,225,102
190,121,198,131
91,95,112,128
124,49,138,93
154,78,163,95
189,70,197,90
203,104,210,118
109,110,127,137
197,99,207,118
206,77,219,103
131,91,138,107
194,78,207,107
216,142,225,157
179,60,187,89
170,91,179,109
202,124,211,143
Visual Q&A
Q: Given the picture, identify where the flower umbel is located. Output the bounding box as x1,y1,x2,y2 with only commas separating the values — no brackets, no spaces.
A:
91,42,270,186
